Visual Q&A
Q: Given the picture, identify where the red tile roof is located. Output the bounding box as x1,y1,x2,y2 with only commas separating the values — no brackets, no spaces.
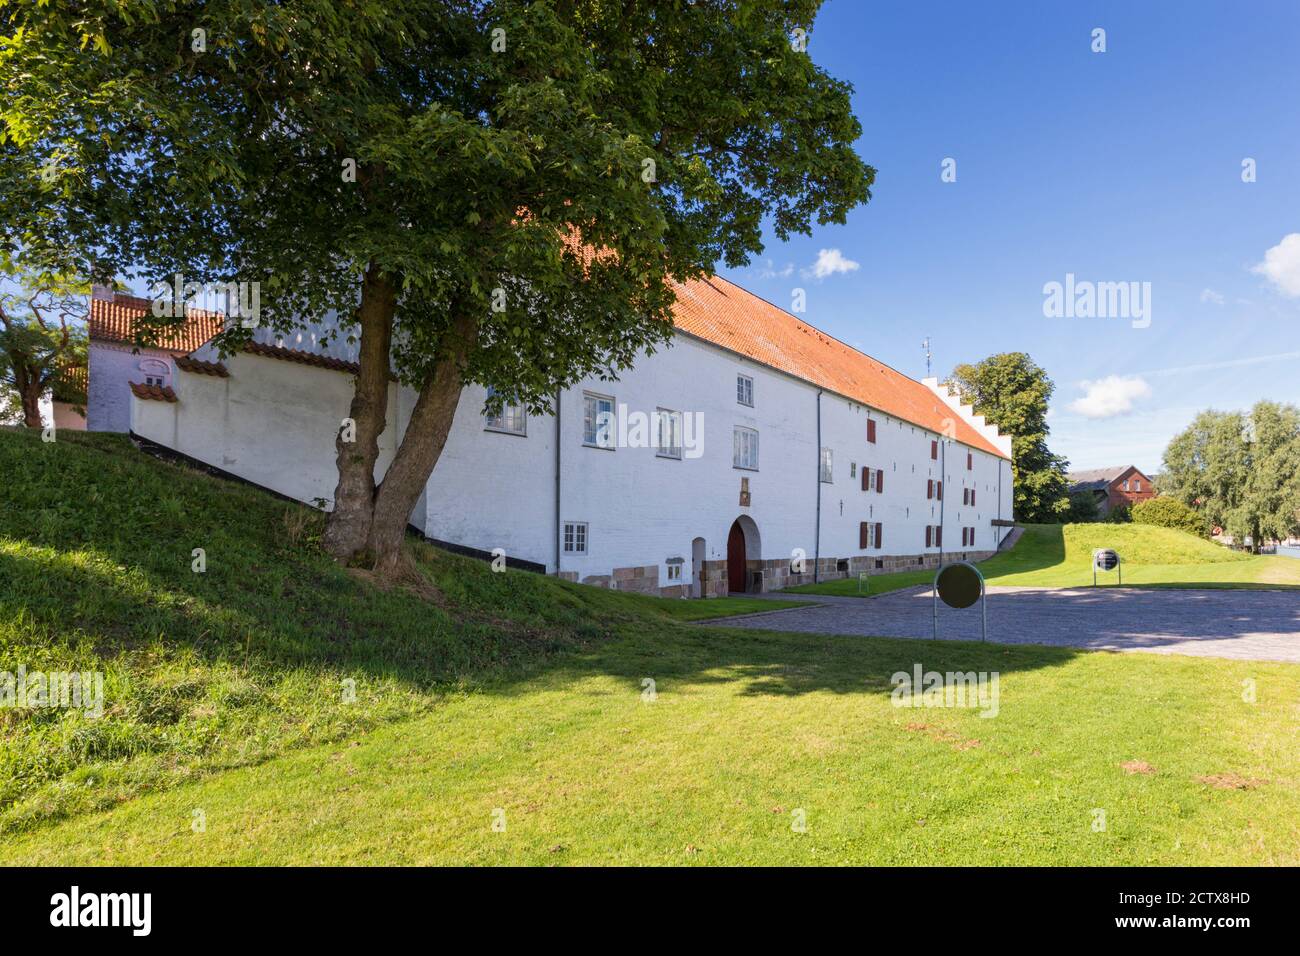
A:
242,340,360,374
670,275,1008,459
175,356,230,377
128,382,178,402
90,293,224,354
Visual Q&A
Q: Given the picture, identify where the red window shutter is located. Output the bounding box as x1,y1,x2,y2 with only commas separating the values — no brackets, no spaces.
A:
927,479,933,499
860,522,869,549
937,481,943,500
972,489,976,506
931,440,938,460
925,525,932,548
862,467,870,491
967,451,973,470
876,469,884,492
937,526,943,547
876,522,883,549
867,419,877,443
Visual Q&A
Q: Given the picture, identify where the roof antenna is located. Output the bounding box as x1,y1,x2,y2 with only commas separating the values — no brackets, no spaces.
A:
922,336,932,378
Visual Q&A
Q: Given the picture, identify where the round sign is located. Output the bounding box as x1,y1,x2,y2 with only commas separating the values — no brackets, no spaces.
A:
935,562,983,609
1094,548,1119,571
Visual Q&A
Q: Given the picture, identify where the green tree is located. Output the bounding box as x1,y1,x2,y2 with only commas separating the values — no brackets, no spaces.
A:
947,353,1069,523
1161,403,1300,552
2,1,874,569
1130,496,1208,538
0,268,88,428
1067,490,1100,523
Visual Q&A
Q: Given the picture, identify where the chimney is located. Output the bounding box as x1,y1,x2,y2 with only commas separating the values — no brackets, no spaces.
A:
91,284,115,301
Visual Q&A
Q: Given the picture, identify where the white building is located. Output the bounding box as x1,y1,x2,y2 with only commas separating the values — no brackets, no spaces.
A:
113,275,1013,597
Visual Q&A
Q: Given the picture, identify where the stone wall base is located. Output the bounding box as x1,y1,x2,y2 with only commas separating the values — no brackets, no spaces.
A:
557,550,998,599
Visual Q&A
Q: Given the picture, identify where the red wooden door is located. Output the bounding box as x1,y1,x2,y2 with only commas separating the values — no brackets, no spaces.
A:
727,521,747,593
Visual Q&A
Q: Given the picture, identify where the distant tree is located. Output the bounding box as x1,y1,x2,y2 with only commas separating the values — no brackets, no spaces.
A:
5,1,875,571
1105,502,1132,524
1161,403,1300,552
947,353,1070,523
1131,497,1208,538
0,268,88,428
1067,490,1101,523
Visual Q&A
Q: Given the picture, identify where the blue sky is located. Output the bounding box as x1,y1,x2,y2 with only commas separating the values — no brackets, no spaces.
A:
716,0,1300,475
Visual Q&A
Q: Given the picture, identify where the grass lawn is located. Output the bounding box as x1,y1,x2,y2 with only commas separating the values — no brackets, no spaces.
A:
2,428,1297,865
785,523,1300,598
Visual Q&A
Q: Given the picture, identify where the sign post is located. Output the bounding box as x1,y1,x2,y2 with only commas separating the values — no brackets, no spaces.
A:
932,561,987,642
1092,548,1121,586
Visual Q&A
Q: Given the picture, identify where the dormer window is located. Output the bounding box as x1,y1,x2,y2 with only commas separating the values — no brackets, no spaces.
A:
139,358,171,388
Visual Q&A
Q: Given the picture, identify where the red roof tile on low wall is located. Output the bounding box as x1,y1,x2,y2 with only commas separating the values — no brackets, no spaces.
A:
128,382,178,402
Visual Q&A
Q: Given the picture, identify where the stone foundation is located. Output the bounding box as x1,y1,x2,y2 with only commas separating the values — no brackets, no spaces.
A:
558,550,998,598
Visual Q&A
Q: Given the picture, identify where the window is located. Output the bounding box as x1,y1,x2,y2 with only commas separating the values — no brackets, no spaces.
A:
737,373,754,407
967,451,973,471
867,419,877,443
1122,479,1130,491
1134,480,1142,492
139,358,170,389
930,440,938,460
656,408,683,459
734,427,759,470
583,392,615,448
562,521,588,555
666,562,682,581
484,387,526,435
820,447,833,483
850,462,857,478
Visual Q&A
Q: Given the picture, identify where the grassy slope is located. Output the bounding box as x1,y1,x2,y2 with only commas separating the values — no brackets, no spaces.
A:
0,429,799,833
786,523,1300,597
2,429,1297,865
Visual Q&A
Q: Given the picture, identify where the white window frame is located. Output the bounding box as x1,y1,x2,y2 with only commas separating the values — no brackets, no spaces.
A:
820,447,833,483
583,392,616,449
484,387,527,436
655,407,683,460
733,426,759,471
562,521,588,555
736,373,754,407
139,358,171,388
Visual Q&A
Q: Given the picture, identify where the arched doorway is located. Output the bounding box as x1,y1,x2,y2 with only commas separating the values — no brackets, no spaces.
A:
726,516,761,593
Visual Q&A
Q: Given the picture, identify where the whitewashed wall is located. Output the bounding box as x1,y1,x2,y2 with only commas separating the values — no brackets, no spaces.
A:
88,343,176,432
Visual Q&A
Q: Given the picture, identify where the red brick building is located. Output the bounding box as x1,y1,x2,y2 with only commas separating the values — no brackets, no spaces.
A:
1067,465,1156,516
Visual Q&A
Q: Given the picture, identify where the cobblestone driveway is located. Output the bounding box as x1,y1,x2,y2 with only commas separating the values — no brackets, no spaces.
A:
709,586,1300,662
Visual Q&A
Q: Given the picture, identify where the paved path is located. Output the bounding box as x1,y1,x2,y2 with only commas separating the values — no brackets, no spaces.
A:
711,586,1300,662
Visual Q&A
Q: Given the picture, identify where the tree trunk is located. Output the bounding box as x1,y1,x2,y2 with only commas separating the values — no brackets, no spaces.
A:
21,383,42,429
365,309,479,572
321,264,396,563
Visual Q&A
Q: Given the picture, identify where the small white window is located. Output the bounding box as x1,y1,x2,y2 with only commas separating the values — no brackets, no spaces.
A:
562,521,588,555
850,462,857,478
484,387,526,435
666,563,682,581
733,426,759,470
1134,480,1142,492
820,447,833,483
139,358,170,388
583,392,615,449
1123,479,1130,491
656,408,683,459
736,373,754,407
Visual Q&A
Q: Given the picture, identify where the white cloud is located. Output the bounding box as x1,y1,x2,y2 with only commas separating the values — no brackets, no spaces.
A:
754,258,794,280
1067,375,1152,419
803,248,860,280
1250,233,1300,297
1199,288,1225,305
